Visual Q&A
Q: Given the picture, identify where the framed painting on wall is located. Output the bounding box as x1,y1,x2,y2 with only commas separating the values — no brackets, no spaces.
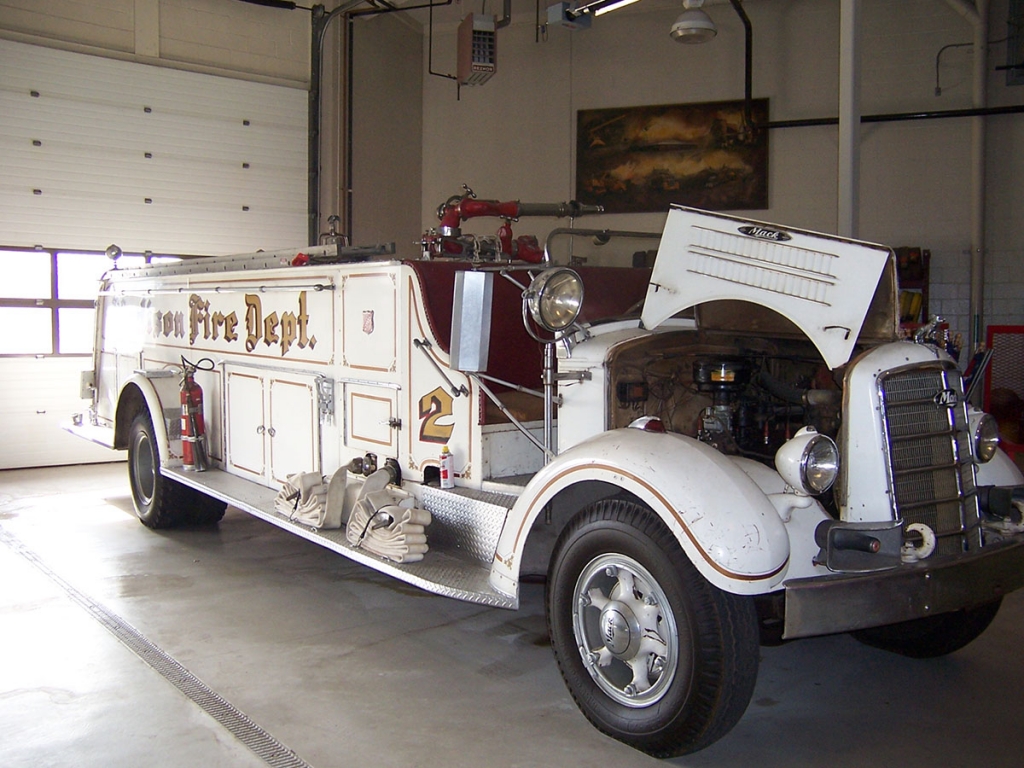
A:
575,99,769,214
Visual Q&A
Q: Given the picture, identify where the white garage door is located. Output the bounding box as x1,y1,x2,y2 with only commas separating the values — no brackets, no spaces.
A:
0,39,308,469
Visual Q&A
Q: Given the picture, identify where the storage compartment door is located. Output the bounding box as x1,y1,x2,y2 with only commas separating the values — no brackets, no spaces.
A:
346,383,398,454
226,369,266,480
268,376,319,486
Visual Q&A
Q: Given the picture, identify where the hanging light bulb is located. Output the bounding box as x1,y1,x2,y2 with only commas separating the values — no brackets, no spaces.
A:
670,0,717,43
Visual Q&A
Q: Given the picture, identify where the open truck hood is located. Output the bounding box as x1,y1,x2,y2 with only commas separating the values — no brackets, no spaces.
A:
641,207,897,370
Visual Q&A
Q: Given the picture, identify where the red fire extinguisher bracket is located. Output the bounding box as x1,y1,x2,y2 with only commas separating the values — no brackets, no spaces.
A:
180,356,214,471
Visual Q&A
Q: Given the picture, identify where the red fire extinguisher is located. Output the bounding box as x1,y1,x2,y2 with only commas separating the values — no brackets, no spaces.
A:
180,356,214,471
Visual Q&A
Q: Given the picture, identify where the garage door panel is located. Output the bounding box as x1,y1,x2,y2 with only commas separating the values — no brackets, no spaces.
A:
0,38,307,256
0,38,307,469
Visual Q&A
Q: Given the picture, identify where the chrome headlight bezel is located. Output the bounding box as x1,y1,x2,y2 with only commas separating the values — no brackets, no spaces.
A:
973,412,1000,463
525,268,583,332
775,426,840,496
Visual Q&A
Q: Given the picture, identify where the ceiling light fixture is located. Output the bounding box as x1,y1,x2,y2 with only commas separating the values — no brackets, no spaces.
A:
670,0,717,44
564,0,640,20
593,0,641,16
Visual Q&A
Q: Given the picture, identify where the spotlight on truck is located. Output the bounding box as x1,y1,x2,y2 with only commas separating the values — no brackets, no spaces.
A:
525,267,583,332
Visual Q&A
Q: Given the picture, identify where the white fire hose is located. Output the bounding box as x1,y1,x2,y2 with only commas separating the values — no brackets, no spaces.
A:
276,468,431,562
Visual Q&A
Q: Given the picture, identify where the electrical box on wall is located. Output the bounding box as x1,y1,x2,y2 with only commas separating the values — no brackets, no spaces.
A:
547,2,591,30
457,14,497,86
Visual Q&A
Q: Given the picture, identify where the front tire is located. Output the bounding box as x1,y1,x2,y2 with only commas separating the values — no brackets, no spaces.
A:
127,411,226,528
852,599,1002,658
546,498,759,757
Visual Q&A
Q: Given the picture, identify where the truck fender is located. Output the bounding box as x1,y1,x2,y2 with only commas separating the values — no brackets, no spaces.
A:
977,447,1024,487
490,428,790,598
114,373,179,466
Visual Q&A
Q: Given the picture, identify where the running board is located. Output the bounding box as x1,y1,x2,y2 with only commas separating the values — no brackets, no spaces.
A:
163,467,518,610
62,421,116,449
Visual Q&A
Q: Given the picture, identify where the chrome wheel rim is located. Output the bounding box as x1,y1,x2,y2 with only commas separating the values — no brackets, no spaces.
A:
572,553,679,708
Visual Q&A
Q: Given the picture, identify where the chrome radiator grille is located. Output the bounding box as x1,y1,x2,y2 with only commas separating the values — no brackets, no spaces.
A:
878,362,981,555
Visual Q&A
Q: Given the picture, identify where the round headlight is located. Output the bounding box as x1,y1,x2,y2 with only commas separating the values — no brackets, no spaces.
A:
974,412,1000,463
802,433,839,494
775,426,839,495
526,268,583,332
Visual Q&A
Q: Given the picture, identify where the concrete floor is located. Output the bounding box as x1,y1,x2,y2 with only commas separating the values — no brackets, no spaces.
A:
1,463,1022,768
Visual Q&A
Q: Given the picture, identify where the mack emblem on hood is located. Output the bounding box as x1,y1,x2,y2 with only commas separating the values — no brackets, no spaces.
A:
934,389,959,407
738,225,792,242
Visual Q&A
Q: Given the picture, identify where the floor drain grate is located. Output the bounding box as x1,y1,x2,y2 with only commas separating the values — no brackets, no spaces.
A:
1,526,313,768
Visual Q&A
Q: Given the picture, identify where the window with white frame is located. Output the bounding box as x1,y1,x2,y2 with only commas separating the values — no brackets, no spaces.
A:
0,247,178,356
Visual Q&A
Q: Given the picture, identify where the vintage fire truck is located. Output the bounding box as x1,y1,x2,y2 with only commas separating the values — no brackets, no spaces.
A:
69,198,1024,756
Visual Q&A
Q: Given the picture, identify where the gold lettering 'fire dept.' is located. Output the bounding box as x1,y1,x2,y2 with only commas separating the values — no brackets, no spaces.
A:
150,292,317,357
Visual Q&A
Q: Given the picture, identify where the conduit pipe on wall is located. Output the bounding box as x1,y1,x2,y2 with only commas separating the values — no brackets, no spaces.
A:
310,1,366,247
943,0,988,354
726,0,753,127
837,0,860,238
764,103,1024,128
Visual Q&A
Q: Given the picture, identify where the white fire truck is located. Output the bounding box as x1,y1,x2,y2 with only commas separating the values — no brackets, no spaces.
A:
69,199,1024,756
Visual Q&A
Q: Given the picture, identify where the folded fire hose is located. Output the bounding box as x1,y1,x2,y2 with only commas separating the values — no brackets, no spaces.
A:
274,471,340,529
345,486,431,564
274,469,431,563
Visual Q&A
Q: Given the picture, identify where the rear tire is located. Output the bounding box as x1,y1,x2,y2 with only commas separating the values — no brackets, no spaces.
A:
852,599,1002,658
127,411,226,528
546,497,759,757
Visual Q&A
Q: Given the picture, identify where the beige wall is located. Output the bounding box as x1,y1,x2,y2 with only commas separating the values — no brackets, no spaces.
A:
351,11,423,259
2,0,1021,338
420,0,1024,339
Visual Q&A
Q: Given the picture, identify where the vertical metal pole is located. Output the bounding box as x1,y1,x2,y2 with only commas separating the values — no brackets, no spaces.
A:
837,0,860,238
728,0,753,129
969,0,989,355
309,1,367,248
345,14,355,243
543,343,556,463
309,5,326,247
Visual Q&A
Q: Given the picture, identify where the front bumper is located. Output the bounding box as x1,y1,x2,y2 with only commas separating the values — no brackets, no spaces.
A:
783,536,1024,639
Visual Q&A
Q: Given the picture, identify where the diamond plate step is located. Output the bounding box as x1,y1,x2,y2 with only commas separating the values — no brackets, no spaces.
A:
164,467,518,609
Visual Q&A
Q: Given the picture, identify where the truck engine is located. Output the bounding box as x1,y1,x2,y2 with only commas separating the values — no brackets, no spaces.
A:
607,330,842,463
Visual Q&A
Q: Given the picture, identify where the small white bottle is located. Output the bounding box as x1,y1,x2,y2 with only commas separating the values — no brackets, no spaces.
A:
439,445,455,489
